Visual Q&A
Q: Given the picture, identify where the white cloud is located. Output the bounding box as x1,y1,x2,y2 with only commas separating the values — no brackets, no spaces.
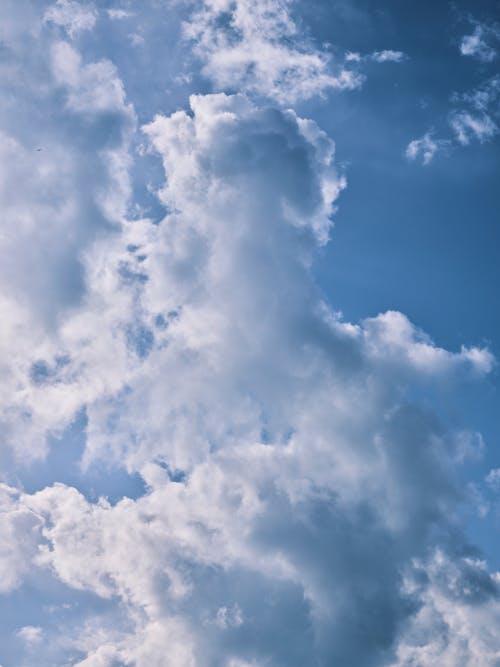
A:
449,76,500,145
0,485,41,593
344,49,406,66
0,5,498,666
371,49,406,63
0,22,135,463
450,111,498,145
16,625,44,644
405,132,445,164
391,551,500,666
460,75,500,112
50,40,134,119
129,32,145,47
213,604,244,629
485,468,500,490
408,76,500,160
406,20,500,160
460,23,499,63
184,0,363,103
44,0,97,38
0,91,494,664
362,310,493,376
107,9,133,20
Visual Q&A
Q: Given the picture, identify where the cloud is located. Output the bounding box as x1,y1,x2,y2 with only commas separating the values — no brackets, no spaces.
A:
405,132,446,164
129,32,145,47
345,49,407,65
0,4,498,666
345,50,362,62
406,17,500,162
16,625,44,644
361,310,493,375
449,76,500,145
391,551,500,666
44,0,97,38
450,111,498,144
0,484,42,594
371,49,406,63
106,9,133,21
0,15,135,463
50,40,134,118
183,0,363,103
0,89,496,665
460,23,500,63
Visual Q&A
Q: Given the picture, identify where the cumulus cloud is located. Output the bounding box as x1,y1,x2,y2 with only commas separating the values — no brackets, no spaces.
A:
391,551,500,666
371,49,406,63
0,3,499,666
0,87,497,664
0,485,41,594
0,9,135,463
407,70,500,162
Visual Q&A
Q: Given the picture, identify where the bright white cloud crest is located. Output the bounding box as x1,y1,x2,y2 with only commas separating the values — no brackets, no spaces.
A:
0,1,499,665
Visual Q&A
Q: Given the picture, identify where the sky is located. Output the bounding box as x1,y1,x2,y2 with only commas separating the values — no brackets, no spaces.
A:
0,0,500,665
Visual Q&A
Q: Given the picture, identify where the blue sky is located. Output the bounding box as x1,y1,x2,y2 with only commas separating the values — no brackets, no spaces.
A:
0,1,500,665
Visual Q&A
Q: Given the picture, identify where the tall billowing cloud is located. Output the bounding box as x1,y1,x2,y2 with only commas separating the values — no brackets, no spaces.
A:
405,132,448,165
0,2,499,666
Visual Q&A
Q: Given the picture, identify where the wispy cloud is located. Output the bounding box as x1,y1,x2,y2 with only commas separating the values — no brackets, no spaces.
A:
371,49,406,63
449,75,500,144
44,0,97,38
345,49,407,64
460,22,500,63
405,132,448,164
107,8,133,20
184,0,364,103
406,20,500,164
